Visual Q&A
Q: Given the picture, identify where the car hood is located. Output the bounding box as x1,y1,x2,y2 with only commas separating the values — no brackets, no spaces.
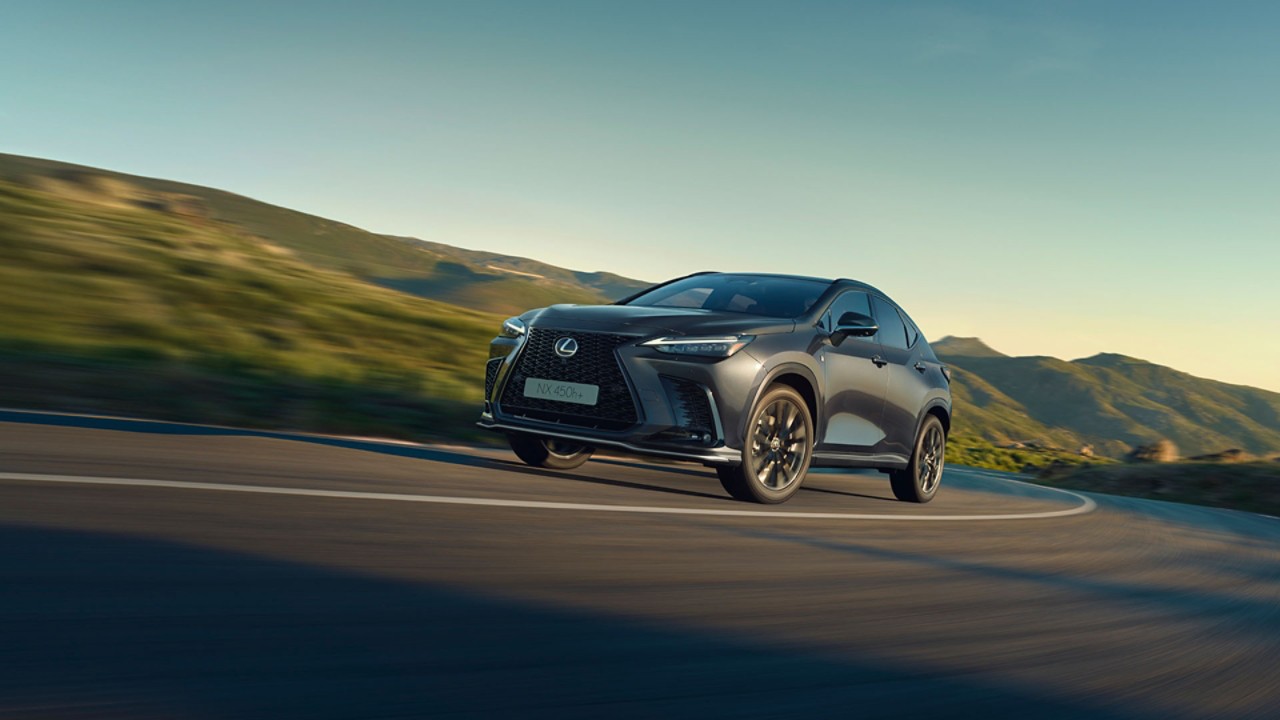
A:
526,304,796,337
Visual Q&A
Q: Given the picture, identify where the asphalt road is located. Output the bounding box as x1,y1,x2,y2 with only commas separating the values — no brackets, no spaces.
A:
2,410,1278,719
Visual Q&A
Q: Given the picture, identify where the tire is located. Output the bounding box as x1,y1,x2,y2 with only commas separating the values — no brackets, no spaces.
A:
507,433,593,470
716,465,754,501
717,385,814,504
889,414,945,503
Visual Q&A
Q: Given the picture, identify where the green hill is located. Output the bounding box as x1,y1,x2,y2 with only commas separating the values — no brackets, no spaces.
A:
0,153,651,316
0,166,500,439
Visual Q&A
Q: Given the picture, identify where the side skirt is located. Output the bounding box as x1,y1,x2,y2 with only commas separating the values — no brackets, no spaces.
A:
811,451,909,470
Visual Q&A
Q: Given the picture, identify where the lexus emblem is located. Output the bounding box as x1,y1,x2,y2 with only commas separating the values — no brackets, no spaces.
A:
554,337,579,358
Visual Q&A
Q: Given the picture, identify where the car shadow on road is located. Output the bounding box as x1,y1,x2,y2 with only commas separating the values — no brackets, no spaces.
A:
799,484,899,502
487,458,730,502
591,456,711,478
0,522,1169,720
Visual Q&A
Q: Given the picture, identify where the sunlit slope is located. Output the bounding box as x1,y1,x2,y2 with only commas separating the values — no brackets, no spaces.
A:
386,237,651,311
934,337,1280,457
945,366,1083,447
0,173,499,436
0,153,649,315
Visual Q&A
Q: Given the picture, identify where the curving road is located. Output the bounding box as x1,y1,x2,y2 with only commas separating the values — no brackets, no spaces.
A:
1,410,1278,719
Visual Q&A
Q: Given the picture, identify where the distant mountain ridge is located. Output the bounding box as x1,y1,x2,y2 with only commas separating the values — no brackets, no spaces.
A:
930,337,1007,358
2,151,1276,459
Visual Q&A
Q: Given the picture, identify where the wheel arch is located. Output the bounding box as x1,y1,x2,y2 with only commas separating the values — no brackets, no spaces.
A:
741,363,821,442
920,400,951,437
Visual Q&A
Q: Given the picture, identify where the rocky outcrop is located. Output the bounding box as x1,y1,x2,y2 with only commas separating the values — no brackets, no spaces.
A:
1127,439,1179,463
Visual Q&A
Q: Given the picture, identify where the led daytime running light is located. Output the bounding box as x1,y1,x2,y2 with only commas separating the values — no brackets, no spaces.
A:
642,335,753,357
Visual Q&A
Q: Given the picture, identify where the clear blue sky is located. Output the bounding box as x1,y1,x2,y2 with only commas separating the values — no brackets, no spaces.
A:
3,1,1278,391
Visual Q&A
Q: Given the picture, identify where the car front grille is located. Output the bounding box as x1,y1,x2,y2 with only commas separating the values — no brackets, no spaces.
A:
498,328,639,431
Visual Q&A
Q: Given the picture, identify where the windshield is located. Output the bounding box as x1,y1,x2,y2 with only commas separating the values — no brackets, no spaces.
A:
624,274,829,319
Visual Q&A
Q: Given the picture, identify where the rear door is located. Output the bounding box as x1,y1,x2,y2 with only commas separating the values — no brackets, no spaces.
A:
816,291,888,453
870,295,930,458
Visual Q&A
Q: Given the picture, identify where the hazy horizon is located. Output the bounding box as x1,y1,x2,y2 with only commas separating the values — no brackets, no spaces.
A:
3,1,1277,392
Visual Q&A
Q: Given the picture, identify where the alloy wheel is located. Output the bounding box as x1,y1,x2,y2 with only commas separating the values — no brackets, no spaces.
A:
919,424,944,493
750,397,809,491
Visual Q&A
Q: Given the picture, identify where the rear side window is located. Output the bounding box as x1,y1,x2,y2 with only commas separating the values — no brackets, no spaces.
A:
904,316,919,348
871,296,909,350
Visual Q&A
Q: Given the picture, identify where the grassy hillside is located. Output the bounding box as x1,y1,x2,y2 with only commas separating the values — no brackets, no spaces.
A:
946,366,1084,448
0,172,500,439
935,340,1280,458
368,260,608,317
393,237,652,304
945,432,1108,474
0,153,650,316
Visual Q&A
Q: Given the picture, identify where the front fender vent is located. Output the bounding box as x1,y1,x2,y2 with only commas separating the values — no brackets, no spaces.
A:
484,358,502,400
657,375,717,445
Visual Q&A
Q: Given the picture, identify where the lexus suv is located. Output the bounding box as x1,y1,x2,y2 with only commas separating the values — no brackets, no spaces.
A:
478,272,951,504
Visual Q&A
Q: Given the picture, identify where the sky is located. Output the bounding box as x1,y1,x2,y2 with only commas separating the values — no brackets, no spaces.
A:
3,1,1278,391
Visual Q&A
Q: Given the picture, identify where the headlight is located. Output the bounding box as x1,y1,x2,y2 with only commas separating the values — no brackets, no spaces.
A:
642,335,753,358
500,317,527,338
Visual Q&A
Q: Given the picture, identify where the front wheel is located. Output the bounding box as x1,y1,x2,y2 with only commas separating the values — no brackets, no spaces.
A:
889,415,945,503
717,385,813,504
507,433,594,470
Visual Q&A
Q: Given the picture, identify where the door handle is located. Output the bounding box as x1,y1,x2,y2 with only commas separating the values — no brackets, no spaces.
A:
871,355,888,368
914,361,927,374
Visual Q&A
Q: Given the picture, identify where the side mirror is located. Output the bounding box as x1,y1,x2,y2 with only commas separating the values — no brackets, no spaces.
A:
831,311,878,345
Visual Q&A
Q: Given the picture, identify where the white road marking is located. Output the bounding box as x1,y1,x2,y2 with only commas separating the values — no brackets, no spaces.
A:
0,472,1097,521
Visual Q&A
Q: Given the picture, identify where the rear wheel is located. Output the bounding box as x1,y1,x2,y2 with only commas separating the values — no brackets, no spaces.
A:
889,415,945,503
717,385,813,504
507,433,594,470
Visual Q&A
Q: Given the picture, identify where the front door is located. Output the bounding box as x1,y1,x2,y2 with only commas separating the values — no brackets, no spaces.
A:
816,291,888,453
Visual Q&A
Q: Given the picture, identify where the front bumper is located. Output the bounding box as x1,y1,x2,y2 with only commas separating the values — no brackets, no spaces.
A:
475,417,741,465
478,325,764,466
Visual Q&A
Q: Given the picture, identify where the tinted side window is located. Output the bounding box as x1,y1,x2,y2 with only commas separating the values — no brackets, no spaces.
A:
871,296,909,350
904,315,919,348
826,292,873,341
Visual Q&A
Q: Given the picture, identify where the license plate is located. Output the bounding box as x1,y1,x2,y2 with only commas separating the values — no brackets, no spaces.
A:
523,378,599,406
